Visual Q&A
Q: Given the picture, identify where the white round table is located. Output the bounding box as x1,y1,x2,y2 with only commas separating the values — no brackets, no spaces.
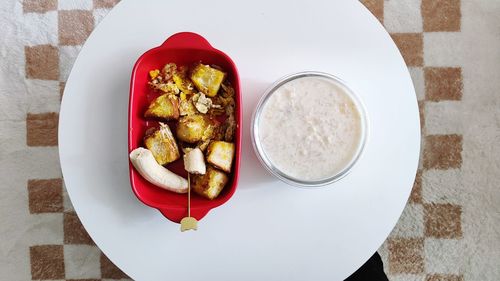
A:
59,0,420,280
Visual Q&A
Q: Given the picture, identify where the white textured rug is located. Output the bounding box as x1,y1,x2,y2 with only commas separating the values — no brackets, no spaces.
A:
0,0,499,280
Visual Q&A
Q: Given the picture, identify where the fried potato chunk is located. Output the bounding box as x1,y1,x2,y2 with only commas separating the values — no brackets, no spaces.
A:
144,123,180,165
191,166,228,200
179,95,197,116
190,63,226,97
172,66,194,95
144,94,180,120
206,141,235,173
176,114,215,143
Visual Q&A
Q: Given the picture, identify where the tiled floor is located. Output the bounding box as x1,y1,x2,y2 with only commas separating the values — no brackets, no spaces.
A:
21,1,129,280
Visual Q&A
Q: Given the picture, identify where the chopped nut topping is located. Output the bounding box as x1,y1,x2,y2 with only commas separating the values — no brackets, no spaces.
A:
193,92,217,114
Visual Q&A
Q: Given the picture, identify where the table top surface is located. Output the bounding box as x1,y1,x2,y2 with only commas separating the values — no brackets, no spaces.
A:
59,0,420,280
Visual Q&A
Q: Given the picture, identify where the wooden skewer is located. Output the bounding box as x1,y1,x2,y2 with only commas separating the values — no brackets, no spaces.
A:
187,173,191,217
180,173,198,232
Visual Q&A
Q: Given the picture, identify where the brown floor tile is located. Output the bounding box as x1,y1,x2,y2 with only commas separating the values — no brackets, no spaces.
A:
360,0,384,23
59,10,94,46
425,67,463,101
391,33,423,67
30,245,65,279
418,100,425,131
23,0,57,13
388,238,424,274
426,274,464,281
422,0,461,32
424,203,462,238
101,252,129,279
28,179,63,213
409,170,422,204
64,212,94,245
423,134,462,170
94,0,121,9
26,112,59,146
25,45,59,80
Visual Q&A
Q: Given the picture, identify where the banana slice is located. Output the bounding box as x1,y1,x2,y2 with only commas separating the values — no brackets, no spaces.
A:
129,147,188,193
183,147,206,175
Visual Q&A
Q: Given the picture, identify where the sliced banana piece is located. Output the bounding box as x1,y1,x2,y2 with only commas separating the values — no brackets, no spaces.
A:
183,147,206,175
130,147,188,193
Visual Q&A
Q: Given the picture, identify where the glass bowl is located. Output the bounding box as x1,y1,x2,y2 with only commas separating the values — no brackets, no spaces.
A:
251,71,368,187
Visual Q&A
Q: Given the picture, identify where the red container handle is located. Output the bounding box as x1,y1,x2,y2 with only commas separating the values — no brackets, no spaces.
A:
159,207,210,223
161,32,213,50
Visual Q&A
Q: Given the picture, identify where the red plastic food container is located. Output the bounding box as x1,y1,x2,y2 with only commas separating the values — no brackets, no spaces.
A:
128,32,241,223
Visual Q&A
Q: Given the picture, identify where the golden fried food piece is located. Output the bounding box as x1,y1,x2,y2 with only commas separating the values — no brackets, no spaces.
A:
148,63,181,94
191,166,229,200
144,94,180,120
149,69,160,80
206,141,235,173
190,63,226,97
144,123,180,165
176,114,215,143
179,94,197,116
172,65,194,95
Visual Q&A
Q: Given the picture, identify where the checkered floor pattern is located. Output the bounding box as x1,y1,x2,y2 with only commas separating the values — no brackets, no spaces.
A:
17,0,483,280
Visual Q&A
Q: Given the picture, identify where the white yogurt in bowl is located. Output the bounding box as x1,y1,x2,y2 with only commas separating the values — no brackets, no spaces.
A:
251,72,367,187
